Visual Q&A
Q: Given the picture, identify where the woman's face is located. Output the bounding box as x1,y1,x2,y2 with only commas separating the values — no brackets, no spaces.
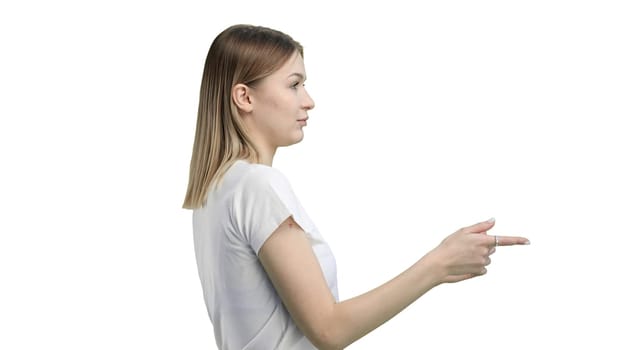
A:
247,53,315,149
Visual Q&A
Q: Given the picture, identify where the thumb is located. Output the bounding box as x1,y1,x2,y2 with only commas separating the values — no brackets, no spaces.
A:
463,217,496,234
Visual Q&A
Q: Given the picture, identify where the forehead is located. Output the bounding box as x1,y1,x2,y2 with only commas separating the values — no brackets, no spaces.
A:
272,53,306,78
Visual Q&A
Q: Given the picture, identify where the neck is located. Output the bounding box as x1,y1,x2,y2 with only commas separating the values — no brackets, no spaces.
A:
247,137,276,166
240,117,276,166
256,145,276,166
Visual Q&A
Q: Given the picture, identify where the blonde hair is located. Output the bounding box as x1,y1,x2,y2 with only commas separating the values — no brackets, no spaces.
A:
183,25,304,209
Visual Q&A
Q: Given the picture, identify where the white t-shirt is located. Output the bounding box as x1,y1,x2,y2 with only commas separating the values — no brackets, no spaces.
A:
193,160,339,350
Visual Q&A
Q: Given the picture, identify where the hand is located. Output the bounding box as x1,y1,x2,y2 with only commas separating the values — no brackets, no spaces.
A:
427,218,530,284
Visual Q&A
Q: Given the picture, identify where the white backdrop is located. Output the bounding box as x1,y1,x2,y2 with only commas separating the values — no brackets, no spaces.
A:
1,0,620,349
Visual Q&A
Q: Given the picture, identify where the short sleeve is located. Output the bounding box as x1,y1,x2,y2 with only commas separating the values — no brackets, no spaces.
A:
231,166,307,254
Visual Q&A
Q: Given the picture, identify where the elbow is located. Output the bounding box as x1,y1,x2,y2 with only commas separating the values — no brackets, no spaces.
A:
306,324,346,350
308,336,342,350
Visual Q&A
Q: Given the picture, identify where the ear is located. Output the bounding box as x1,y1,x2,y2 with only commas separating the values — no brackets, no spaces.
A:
231,83,253,113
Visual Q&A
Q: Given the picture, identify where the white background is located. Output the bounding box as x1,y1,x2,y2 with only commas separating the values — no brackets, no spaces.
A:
1,0,620,349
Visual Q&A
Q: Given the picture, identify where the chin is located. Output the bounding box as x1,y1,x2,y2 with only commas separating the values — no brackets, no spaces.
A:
281,131,304,147
293,130,305,144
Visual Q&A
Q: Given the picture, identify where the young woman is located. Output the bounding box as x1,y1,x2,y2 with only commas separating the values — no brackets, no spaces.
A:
183,24,530,350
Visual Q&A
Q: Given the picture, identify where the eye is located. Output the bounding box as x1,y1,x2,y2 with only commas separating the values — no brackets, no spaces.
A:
291,81,300,89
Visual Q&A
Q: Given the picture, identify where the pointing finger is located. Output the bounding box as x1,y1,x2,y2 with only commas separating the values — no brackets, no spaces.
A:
492,235,531,246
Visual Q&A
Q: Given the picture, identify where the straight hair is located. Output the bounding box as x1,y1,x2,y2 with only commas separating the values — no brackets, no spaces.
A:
183,25,304,209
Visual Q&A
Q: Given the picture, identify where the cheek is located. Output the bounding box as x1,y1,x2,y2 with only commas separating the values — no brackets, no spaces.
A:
273,94,294,112
258,95,283,117
254,91,297,123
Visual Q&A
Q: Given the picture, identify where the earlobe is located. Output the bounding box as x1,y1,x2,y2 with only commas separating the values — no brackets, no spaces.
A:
232,83,253,113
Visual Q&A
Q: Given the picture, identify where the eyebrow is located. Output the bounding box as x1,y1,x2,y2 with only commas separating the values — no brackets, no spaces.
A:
288,72,306,80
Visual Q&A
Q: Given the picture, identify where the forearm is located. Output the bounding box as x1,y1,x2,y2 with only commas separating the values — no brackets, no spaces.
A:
322,254,444,349
262,217,523,349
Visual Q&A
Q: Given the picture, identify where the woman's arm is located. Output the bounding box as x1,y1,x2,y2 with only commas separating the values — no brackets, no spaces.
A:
258,217,528,349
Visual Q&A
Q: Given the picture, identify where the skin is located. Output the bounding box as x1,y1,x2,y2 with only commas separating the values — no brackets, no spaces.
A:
233,52,530,349
232,52,314,166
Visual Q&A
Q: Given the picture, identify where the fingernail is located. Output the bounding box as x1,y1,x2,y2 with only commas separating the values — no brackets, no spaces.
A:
523,239,531,245
486,217,495,223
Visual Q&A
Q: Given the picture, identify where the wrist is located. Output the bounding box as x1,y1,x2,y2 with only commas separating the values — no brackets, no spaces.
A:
415,250,447,287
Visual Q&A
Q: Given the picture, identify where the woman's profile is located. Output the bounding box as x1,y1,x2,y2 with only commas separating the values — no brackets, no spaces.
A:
183,24,530,350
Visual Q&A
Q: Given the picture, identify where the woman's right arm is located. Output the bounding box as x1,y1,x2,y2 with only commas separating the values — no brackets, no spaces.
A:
259,217,529,349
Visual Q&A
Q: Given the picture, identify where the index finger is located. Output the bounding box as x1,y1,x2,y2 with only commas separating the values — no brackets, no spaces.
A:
493,235,531,246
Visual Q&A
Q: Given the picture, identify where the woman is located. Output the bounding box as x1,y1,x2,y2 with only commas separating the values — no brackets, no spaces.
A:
183,24,529,350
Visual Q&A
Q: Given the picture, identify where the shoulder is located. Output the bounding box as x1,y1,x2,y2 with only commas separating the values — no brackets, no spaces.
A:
235,161,293,194
224,161,296,208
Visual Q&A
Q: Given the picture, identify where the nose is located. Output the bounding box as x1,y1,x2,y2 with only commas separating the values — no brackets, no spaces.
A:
302,87,315,110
